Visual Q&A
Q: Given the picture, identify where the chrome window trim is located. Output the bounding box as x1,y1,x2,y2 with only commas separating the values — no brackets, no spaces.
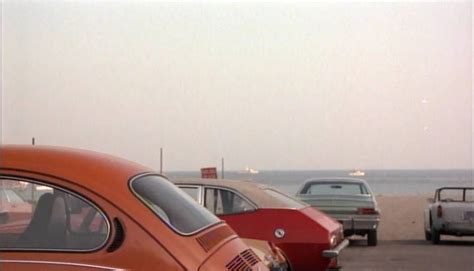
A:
129,173,222,236
0,176,111,253
0,260,125,270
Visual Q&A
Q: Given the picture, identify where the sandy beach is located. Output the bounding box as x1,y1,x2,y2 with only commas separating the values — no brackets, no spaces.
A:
373,195,474,241
376,195,430,240
341,195,474,271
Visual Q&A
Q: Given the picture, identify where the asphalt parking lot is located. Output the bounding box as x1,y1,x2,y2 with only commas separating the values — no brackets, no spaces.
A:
339,238,474,271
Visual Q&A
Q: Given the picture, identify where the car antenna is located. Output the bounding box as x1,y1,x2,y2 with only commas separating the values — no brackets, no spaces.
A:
160,147,163,174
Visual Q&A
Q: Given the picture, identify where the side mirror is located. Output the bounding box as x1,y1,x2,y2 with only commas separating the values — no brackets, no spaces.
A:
427,197,434,203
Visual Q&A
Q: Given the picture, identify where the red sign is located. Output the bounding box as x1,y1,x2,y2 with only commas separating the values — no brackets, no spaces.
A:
201,167,218,179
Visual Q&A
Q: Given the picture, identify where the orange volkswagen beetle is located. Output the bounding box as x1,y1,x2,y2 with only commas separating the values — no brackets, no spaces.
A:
0,145,267,271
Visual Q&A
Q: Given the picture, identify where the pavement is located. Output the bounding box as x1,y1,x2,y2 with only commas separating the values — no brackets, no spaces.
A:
338,238,474,271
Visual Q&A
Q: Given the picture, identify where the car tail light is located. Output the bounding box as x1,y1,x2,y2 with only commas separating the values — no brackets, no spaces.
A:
437,205,443,218
358,208,378,215
267,241,287,266
328,258,338,269
268,241,278,254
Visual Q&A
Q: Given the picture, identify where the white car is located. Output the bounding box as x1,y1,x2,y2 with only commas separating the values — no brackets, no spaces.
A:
424,187,474,244
296,178,380,246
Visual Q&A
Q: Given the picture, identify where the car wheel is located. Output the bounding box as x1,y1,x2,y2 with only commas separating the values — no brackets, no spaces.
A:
431,226,440,244
367,230,377,246
425,230,431,241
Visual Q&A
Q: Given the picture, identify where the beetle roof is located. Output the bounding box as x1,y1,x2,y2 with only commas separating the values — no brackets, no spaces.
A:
0,145,153,192
171,178,305,209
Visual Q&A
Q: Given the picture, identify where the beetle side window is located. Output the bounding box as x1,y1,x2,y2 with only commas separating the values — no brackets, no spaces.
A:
0,178,109,251
204,188,255,215
131,175,220,234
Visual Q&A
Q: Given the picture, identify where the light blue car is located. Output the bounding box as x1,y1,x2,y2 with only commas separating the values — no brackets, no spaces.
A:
296,178,380,246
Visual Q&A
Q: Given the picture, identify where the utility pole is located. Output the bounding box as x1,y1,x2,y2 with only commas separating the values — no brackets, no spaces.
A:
221,157,224,179
160,147,163,174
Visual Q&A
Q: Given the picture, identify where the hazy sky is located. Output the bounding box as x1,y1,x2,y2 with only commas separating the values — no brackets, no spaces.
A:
1,1,472,171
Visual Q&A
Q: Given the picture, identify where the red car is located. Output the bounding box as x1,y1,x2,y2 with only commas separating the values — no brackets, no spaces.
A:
173,178,349,271
0,187,33,233
0,145,267,271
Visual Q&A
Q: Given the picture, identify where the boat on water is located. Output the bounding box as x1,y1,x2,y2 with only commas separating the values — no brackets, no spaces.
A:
239,166,259,174
349,169,365,177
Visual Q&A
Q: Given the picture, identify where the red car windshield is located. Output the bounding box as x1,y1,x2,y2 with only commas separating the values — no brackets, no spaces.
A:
131,175,220,235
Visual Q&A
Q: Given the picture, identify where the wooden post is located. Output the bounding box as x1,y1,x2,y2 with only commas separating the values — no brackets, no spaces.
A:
160,148,163,174
221,158,224,179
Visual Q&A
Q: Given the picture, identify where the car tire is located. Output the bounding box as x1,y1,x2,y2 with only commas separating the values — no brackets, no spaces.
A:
425,230,431,241
431,226,440,244
367,230,377,246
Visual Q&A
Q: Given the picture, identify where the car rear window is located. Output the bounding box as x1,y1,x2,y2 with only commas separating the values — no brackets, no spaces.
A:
263,189,307,209
130,175,220,235
303,182,369,195
3,189,24,204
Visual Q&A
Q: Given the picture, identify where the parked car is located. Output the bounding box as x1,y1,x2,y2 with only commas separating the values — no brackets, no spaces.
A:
173,178,349,271
0,187,32,228
296,178,380,246
0,145,267,271
424,187,474,244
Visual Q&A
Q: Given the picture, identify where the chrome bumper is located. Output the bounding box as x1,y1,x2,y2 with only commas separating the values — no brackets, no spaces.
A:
440,221,474,235
322,239,350,258
335,216,380,231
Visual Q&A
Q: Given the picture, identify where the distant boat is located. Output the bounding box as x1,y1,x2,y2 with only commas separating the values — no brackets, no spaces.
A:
239,166,259,174
349,170,365,177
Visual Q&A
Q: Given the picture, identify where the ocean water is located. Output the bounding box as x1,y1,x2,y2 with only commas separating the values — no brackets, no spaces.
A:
167,169,474,196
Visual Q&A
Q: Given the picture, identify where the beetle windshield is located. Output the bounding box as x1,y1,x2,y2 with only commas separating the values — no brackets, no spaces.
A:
131,175,220,234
